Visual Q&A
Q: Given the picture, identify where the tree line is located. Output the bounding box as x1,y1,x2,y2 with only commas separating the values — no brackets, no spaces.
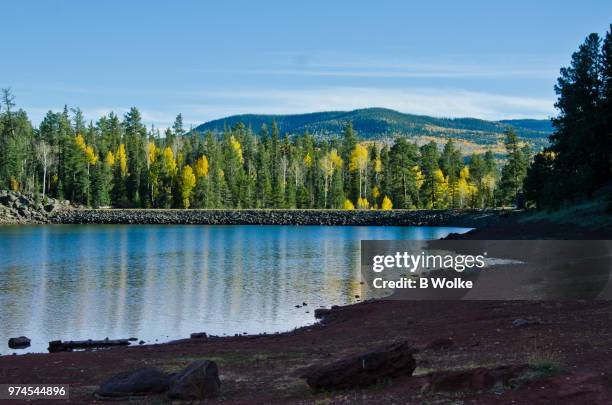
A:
3,26,609,211
523,24,612,208
0,94,533,210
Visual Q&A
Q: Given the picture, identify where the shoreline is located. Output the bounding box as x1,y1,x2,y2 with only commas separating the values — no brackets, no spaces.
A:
2,217,611,403
51,208,503,227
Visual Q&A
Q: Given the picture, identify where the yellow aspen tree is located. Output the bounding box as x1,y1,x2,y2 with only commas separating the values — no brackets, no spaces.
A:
117,144,128,177
381,195,393,210
357,197,369,210
433,169,449,209
105,151,115,167
230,136,243,163
147,142,157,166
343,199,355,210
162,147,177,176
372,186,380,199
84,146,98,165
75,133,86,149
76,134,97,170
457,167,471,208
180,165,196,208
349,144,368,198
373,155,383,196
319,149,343,207
303,153,313,168
412,165,425,189
195,155,209,178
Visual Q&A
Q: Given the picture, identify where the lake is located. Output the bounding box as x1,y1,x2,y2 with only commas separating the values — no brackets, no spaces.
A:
0,225,469,353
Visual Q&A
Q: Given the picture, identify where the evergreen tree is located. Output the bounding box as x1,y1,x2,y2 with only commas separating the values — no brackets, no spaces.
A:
497,130,529,206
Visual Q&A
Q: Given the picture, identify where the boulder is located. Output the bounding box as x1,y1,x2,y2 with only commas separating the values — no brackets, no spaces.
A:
190,332,208,340
167,360,221,399
96,367,170,397
8,336,31,349
302,342,417,390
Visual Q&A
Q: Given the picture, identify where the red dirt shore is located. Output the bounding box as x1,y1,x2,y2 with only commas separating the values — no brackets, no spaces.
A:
1,220,611,404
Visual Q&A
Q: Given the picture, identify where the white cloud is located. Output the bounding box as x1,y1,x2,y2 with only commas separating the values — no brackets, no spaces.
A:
177,86,554,124
24,86,555,130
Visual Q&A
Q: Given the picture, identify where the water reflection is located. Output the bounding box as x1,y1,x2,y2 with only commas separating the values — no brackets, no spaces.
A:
0,225,468,352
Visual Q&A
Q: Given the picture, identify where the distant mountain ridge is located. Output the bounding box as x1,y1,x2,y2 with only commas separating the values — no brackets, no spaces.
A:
194,107,552,150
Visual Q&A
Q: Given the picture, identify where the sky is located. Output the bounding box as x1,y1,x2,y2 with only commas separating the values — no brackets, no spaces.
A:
2,0,612,129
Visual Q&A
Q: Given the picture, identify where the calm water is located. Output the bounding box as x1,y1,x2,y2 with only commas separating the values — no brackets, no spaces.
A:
0,225,469,353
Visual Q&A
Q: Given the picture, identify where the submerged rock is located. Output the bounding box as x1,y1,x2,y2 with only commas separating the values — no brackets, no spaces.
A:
190,332,208,340
167,360,221,399
8,336,31,349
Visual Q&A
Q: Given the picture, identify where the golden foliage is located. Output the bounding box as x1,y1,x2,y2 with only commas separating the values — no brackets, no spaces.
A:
303,153,313,168
357,197,370,210
147,142,157,165
412,165,424,189
180,165,196,208
381,195,393,210
105,151,115,167
230,136,243,163
433,169,448,209
349,144,368,173
320,149,342,177
195,155,209,178
372,186,380,199
162,147,177,176
75,134,98,165
117,144,128,177
343,199,355,210
374,157,382,173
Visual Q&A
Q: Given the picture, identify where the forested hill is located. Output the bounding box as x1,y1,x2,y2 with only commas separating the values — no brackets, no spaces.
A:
195,108,552,150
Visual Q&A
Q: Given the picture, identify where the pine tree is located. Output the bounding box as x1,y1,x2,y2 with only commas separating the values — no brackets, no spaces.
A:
498,130,529,206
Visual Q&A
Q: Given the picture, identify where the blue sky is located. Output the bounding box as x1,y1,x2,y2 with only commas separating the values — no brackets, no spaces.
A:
3,1,611,128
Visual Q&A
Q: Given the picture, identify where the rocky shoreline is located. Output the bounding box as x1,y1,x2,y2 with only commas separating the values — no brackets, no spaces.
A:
52,208,503,227
0,190,76,224
0,189,506,227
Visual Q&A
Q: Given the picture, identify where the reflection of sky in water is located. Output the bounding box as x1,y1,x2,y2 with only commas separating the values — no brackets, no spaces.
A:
0,225,469,353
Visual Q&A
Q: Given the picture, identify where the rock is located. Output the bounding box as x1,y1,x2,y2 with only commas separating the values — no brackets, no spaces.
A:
302,342,417,390
512,316,542,327
8,336,31,349
51,208,490,227
426,338,454,351
190,332,208,340
314,308,331,319
427,365,526,392
96,367,170,397
167,360,221,400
